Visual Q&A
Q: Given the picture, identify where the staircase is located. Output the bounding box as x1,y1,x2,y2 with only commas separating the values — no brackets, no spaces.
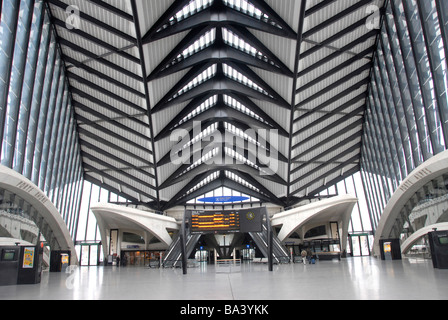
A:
162,232,201,268
249,223,290,264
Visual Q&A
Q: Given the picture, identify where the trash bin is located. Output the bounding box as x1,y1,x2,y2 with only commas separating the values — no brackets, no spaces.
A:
428,231,448,269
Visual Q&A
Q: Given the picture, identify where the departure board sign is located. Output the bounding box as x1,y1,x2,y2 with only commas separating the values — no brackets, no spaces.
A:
191,212,240,233
189,208,264,234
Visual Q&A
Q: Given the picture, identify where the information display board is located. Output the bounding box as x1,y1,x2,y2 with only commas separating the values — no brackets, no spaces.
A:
191,212,240,233
189,207,264,234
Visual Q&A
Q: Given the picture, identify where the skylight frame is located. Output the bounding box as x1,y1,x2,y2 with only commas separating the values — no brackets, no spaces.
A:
171,64,217,101
168,0,215,26
222,27,280,69
174,95,219,129
173,28,217,67
223,63,271,97
223,94,268,125
225,170,260,193
185,171,220,196
222,0,283,30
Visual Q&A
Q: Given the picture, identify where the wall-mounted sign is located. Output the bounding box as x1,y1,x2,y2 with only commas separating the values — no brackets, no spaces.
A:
22,247,35,269
197,196,249,203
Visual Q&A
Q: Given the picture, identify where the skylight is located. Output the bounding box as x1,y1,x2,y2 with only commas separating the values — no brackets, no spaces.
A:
224,146,271,175
223,0,282,29
185,171,220,196
171,0,214,24
225,170,260,193
223,0,264,19
224,121,260,147
180,147,220,177
223,94,267,124
222,27,278,68
183,122,219,149
180,28,216,61
174,95,218,129
171,64,217,100
223,63,270,96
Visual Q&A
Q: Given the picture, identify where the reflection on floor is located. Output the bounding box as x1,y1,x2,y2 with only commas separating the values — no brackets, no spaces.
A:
1,257,447,300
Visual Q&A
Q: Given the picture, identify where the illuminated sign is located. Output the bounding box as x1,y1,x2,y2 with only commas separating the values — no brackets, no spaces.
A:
197,196,249,203
191,212,240,233
189,208,264,234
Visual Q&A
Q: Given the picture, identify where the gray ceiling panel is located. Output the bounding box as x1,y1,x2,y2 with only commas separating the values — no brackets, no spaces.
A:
48,0,385,210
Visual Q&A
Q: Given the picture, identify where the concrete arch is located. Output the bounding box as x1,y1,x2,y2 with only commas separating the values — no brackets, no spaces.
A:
90,203,179,257
271,194,358,251
0,165,77,264
373,150,448,257
401,223,448,254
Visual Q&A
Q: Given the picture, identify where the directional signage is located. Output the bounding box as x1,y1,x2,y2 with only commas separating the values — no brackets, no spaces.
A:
197,196,249,203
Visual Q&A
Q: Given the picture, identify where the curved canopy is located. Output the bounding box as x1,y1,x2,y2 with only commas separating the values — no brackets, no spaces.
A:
373,150,448,256
0,165,77,264
47,0,384,210
90,203,179,249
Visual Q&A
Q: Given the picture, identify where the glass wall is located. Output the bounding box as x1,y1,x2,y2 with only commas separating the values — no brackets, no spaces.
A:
0,0,84,239
361,0,448,232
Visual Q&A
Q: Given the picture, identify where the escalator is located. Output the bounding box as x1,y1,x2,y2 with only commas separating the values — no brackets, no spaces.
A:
162,233,201,268
249,223,290,264
163,207,290,267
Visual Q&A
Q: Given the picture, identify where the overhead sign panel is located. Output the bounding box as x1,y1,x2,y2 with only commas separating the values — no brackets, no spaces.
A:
188,207,264,234
197,196,249,203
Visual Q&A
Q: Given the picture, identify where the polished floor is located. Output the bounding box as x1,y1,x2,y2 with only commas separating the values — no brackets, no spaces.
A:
1,256,447,300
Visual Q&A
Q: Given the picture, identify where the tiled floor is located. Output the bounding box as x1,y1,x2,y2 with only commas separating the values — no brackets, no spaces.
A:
1,256,447,300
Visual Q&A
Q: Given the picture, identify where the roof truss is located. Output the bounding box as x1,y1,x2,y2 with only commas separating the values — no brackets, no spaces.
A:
46,0,385,210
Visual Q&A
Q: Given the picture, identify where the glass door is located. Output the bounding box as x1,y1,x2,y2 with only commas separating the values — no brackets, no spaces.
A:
79,244,100,266
349,234,371,257
351,236,361,256
359,235,370,256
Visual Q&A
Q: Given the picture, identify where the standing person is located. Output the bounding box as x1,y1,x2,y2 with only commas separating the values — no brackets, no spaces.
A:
116,254,120,267
306,248,313,264
301,250,307,265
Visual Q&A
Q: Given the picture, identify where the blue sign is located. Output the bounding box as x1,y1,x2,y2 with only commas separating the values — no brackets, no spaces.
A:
197,196,249,203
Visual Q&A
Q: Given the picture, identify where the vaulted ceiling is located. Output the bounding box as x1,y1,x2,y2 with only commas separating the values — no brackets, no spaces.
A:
47,0,385,210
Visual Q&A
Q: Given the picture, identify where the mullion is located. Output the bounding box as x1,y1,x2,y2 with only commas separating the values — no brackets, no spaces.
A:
40,64,65,192
401,0,444,154
367,92,394,198
14,0,45,174
390,0,432,161
375,44,407,180
23,11,52,179
0,0,21,157
416,0,448,149
49,86,70,202
371,57,403,186
435,0,448,72
32,38,59,185
378,30,415,174
55,113,74,208
2,0,35,168
363,122,387,211
365,106,392,206
383,6,422,167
